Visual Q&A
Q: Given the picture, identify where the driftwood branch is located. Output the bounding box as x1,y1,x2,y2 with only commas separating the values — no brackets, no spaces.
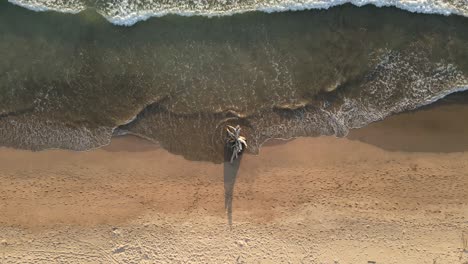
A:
226,125,247,163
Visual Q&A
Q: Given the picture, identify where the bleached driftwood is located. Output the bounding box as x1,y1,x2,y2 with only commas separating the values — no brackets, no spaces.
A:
226,125,247,163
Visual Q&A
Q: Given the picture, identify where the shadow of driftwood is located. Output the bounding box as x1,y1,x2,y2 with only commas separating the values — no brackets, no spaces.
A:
223,144,242,226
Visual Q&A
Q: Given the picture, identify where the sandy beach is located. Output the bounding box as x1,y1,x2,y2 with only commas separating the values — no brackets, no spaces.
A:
1,2,467,263
1,102,468,263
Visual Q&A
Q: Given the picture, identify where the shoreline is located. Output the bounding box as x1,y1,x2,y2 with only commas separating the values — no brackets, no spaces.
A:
0,101,467,263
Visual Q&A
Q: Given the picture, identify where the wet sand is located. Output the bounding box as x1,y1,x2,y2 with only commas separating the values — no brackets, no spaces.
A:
1,102,468,263
348,104,468,153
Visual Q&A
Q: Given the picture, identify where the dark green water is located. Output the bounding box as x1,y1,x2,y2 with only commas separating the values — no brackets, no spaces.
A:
0,1,467,161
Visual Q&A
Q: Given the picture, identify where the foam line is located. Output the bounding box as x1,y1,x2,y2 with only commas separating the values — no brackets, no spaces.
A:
8,0,468,26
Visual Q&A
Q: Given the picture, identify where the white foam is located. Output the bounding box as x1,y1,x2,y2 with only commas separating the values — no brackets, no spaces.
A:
7,0,468,26
105,0,467,26
8,0,85,14
422,85,468,106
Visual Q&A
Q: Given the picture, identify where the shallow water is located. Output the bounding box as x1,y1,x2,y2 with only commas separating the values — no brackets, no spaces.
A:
0,1,467,161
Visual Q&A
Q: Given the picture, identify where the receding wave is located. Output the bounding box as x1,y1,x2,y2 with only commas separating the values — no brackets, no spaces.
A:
7,0,468,26
1,3,467,162
117,51,468,161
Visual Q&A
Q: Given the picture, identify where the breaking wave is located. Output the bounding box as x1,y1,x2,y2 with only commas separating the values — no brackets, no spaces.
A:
8,0,468,26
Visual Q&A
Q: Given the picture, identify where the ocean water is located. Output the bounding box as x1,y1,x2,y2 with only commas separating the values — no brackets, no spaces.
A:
0,1,467,162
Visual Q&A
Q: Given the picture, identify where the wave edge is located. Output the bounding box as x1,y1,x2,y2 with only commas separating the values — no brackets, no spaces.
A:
7,0,468,26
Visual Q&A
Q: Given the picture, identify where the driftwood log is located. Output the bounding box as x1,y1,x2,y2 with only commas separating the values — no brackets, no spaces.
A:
226,125,247,163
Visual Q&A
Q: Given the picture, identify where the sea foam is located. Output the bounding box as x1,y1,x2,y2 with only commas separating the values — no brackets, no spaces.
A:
8,0,468,26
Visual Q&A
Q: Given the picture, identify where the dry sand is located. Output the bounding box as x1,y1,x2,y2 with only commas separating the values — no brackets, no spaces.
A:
0,103,468,263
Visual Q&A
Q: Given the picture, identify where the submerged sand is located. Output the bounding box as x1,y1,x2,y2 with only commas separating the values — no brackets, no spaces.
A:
0,103,467,263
